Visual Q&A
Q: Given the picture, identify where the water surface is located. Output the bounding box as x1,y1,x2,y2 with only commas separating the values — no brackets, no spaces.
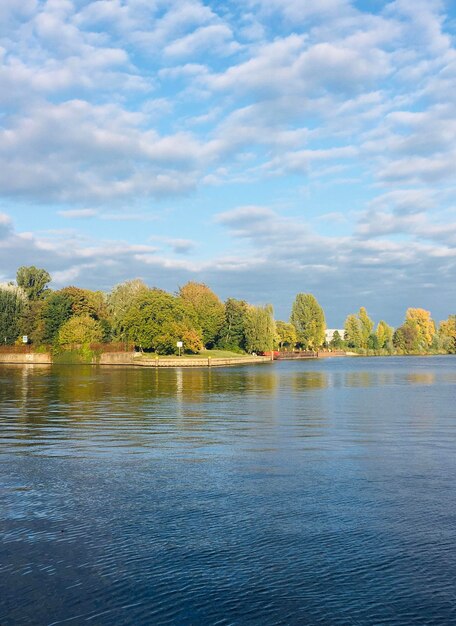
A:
1,357,456,625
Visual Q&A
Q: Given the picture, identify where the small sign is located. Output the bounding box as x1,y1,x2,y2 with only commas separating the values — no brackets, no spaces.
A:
176,341,183,348
22,335,28,344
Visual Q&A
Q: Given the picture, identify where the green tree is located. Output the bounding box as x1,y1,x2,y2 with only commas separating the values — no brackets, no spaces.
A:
0,284,27,344
123,289,202,354
58,315,104,346
290,293,325,349
393,323,420,353
108,279,148,337
329,330,344,349
344,314,362,349
217,298,248,352
358,307,374,348
42,291,73,343
367,333,380,350
16,266,51,300
276,320,297,350
60,286,107,320
244,304,275,353
18,299,46,345
179,282,225,348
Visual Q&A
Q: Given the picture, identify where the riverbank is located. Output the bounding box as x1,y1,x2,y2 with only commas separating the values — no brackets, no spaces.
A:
0,351,271,367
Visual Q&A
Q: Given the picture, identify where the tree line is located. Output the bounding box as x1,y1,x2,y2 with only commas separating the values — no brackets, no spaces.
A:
0,266,455,355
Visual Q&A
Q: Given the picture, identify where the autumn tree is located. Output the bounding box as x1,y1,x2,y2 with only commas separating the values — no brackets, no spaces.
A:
217,298,248,352
290,293,325,349
438,315,456,354
178,282,225,348
244,304,275,353
376,320,394,349
276,320,297,350
405,308,435,349
16,266,51,300
344,307,375,349
358,307,374,348
393,323,419,353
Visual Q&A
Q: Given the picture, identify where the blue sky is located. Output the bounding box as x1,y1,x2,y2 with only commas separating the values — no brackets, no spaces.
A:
0,0,455,326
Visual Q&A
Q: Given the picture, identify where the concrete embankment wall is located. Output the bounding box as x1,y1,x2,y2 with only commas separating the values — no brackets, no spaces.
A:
0,351,269,367
0,352,52,364
100,353,270,367
132,356,270,367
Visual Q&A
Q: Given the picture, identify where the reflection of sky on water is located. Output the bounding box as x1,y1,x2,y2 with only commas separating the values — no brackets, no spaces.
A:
1,357,456,625
1,357,455,459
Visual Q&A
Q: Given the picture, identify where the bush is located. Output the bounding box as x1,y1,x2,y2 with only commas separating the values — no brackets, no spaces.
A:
58,315,103,346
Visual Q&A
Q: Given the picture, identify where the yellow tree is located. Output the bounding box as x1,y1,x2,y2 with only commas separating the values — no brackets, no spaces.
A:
276,320,297,350
439,315,456,353
358,307,374,348
405,308,435,348
376,320,393,348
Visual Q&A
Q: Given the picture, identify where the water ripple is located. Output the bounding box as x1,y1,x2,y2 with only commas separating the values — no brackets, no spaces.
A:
1,358,456,624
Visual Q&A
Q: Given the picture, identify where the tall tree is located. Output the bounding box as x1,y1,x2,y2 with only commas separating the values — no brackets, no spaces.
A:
244,304,275,353
439,315,456,354
290,293,325,349
376,320,394,349
41,291,73,343
405,308,435,348
393,323,420,353
358,307,374,348
108,279,148,337
61,286,108,320
179,282,225,348
16,266,51,300
344,314,362,349
217,298,248,352
0,284,27,344
329,330,344,349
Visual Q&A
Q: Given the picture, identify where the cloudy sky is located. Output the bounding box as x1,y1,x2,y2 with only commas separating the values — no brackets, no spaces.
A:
0,0,455,325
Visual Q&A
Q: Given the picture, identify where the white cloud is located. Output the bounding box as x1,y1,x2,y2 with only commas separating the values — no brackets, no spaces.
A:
58,208,98,218
164,24,239,58
0,0,456,324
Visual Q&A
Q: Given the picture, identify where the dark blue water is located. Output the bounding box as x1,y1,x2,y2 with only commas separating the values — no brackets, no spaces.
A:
1,357,456,625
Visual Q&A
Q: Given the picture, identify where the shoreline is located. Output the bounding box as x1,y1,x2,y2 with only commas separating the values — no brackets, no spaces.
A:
0,351,451,367
0,351,272,368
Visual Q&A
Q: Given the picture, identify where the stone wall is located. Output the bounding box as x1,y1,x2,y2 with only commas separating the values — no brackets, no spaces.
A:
100,353,270,367
0,351,270,367
0,352,52,364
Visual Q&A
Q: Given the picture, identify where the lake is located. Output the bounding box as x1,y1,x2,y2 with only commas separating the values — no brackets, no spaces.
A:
1,357,456,625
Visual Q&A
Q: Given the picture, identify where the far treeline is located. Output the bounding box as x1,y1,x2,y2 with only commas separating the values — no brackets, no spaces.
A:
0,266,455,356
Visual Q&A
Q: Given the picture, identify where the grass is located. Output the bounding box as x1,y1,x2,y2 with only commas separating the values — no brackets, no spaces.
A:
140,349,251,360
